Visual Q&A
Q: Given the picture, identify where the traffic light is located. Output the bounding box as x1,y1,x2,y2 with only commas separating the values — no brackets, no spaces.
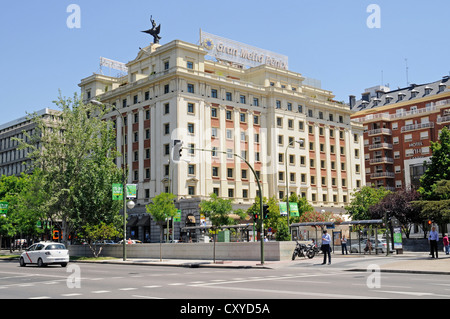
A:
252,212,259,221
263,204,269,219
172,140,183,162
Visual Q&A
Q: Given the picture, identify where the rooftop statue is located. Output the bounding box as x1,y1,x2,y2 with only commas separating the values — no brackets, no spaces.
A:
142,15,161,44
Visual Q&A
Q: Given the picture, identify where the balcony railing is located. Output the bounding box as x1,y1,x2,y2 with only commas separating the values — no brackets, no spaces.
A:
437,115,450,124
370,172,395,179
367,128,392,136
370,157,394,165
368,143,393,150
401,122,434,133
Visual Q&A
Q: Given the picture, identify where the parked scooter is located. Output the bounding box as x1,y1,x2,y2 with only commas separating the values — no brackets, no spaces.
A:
292,240,315,260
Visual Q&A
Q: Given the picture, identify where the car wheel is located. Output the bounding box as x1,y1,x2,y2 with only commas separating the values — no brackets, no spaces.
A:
61,263,68,267
19,257,26,267
37,258,45,267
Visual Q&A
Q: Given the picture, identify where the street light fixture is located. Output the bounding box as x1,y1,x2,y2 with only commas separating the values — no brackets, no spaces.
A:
90,99,128,261
285,139,304,238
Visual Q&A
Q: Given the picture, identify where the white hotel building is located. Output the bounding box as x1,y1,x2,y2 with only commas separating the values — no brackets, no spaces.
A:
79,36,365,216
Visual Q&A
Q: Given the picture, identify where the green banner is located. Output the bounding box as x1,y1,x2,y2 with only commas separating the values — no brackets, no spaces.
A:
174,209,181,222
0,201,8,215
279,202,299,217
279,202,287,216
112,184,123,201
126,184,137,198
289,202,299,217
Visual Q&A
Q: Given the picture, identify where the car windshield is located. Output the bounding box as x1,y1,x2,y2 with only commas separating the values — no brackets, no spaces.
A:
45,244,66,250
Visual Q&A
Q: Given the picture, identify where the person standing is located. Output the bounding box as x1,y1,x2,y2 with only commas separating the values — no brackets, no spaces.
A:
321,229,332,265
341,235,348,255
429,226,439,258
443,234,449,255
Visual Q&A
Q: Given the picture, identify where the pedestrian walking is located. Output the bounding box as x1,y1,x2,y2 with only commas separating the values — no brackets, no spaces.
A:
321,229,331,265
429,226,439,258
443,234,449,255
341,235,348,255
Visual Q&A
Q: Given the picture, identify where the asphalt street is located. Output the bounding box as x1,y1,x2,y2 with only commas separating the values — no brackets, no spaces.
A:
1,255,450,302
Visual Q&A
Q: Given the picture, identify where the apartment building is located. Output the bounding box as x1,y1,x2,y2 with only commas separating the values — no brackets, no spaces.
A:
79,36,365,241
0,108,61,177
351,77,450,190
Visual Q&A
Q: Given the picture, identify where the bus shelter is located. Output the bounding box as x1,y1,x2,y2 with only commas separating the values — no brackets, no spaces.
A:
290,222,337,251
341,220,384,254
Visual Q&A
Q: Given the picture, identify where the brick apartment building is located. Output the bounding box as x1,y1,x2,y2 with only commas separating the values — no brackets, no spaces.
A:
351,76,450,190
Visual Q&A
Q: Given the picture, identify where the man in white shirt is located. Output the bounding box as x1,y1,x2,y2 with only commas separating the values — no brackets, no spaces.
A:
321,229,332,265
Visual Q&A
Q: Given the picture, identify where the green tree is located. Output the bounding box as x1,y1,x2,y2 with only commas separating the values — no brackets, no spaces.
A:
419,127,450,199
414,180,450,236
17,93,122,245
199,193,245,262
345,186,391,220
81,222,120,258
146,192,177,261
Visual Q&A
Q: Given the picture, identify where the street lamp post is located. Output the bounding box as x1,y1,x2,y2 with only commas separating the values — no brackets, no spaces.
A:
285,139,304,238
90,99,128,261
187,146,265,265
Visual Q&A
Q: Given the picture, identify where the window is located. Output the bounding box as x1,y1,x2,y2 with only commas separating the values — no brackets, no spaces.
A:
187,61,194,69
226,110,232,120
241,169,248,179
188,164,195,175
211,89,218,98
188,123,194,134
211,107,218,117
211,127,218,138
227,168,234,178
187,103,194,114
253,98,259,106
164,61,169,70
228,189,234,198
164,84,169,94
163,123,170,135
187,84,195,93
164,103,170,114
226,92,232,101
226,129,233,139
188,186,195,195
240,95,246,104
240,113,246,122
276,100,281,109
212,167,219,177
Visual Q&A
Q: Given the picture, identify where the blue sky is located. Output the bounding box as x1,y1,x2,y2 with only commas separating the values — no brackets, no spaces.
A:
0,0,449,124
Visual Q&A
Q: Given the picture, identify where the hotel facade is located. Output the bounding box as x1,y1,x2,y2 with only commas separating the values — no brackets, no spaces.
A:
79,36,365,241
351,78,450,191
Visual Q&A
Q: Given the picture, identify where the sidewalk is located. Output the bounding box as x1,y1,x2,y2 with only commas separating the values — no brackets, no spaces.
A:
3,249,450,274
73,252,450,274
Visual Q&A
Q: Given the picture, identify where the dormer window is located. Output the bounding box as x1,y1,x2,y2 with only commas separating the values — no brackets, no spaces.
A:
424,86,433,95
411,89,419,98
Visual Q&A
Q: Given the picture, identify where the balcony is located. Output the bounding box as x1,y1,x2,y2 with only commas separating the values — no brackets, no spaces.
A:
367,128,392,136
437,115,450,124
370,157,394,165
370,172,395,179
401,122,434,133
368,143,393,150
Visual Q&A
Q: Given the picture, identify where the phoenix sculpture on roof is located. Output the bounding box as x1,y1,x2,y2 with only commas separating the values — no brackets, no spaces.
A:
142,15,161,44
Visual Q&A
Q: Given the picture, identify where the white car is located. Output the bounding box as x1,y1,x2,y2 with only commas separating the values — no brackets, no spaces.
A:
20,242,69,267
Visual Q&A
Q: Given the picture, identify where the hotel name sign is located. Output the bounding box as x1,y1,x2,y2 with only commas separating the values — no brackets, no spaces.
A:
200,30,288,70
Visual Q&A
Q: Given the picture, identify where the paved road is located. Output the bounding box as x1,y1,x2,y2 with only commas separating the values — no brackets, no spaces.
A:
2,256,450,303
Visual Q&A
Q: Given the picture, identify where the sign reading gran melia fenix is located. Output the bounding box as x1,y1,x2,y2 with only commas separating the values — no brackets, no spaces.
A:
200,30,288,70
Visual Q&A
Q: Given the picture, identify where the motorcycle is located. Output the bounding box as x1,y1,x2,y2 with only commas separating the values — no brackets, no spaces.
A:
292,240,315,260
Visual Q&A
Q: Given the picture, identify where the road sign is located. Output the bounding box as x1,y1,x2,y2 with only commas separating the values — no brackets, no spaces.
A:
126,184,137,198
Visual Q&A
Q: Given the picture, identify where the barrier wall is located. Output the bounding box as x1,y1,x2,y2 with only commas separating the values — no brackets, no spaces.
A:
69,241,298,261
